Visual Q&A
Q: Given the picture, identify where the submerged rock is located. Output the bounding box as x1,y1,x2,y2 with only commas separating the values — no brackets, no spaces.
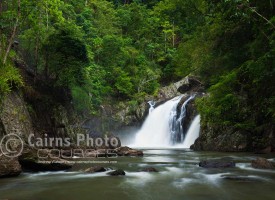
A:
251,158,274,169
84,166,106,173
221,175,264,182
115,146,143,157
0,157,22,178
140,167,158,172
107,169,126,176
199,160,236,168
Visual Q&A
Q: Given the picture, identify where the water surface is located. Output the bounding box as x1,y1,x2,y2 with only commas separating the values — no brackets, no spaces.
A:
0,149,275,200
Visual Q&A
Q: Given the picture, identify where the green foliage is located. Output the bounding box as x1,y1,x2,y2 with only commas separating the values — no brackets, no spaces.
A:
0,0,274,127
42,22,89,87
0,63,24,99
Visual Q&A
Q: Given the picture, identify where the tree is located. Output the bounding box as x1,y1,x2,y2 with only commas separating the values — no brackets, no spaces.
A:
42,22,89,87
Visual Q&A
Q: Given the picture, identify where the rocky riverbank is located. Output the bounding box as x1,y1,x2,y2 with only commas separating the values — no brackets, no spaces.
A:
0,146,143,178
191,123,275,153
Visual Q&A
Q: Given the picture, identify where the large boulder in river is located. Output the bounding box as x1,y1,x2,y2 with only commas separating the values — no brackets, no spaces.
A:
199,160,236,168
0,157,22,178
115,146,143,156
107,169,126,176
251,158,274,169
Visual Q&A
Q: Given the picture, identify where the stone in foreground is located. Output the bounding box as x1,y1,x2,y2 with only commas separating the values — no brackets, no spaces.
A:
199,160,236,168
107,169,126,176
0,157,22,178
140,167,158,172
84,166,106,173
251,158,274,169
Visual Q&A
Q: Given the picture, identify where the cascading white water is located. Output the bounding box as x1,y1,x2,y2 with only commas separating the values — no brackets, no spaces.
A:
132,95,200,148
133,96,183,147
148,101,156,114
169,95,195,144
179,115,200,148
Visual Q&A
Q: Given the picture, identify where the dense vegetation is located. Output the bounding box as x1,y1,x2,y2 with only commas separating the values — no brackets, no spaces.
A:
0,0,274,135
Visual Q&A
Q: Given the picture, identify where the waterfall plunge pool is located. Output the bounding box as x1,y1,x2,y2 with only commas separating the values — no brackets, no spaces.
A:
1,149,275,200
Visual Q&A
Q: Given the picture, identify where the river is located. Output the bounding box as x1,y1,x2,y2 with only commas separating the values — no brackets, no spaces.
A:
1,149,275,200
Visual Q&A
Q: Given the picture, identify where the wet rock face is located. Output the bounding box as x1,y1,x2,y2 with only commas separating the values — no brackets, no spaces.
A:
199,160,236,168
107,169,126,176
0,91,34,141
251,158,274,169
192,123,275,152
0,157,22,178
192,125,250,152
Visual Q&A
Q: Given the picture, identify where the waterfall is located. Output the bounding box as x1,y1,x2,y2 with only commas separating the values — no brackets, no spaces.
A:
133,95,199,148
178,115,200,148
148,101,155,114
133,96,183,147
169,95,195,144
182,115,201,148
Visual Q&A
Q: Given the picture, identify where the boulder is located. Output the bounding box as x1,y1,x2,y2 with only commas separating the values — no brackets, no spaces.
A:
0,156,22,178
199,160,236,168
140,167,158,172
18,148,73,172
176,77,204,94
251,158,274,169
107,169,126,176
115,146,143,157
84,166,106,173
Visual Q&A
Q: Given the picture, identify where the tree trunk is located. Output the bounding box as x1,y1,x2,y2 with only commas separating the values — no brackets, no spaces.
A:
3,0,21,65
44,51,49,79
0,0,2,57
172,21,175,48
34,36,39,82
0,0,2,15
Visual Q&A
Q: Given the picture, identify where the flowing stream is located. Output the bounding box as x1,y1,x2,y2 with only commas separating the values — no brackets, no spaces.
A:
1,150,275,200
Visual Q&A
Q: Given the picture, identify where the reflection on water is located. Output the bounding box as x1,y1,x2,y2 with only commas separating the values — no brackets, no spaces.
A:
0,149,275,200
